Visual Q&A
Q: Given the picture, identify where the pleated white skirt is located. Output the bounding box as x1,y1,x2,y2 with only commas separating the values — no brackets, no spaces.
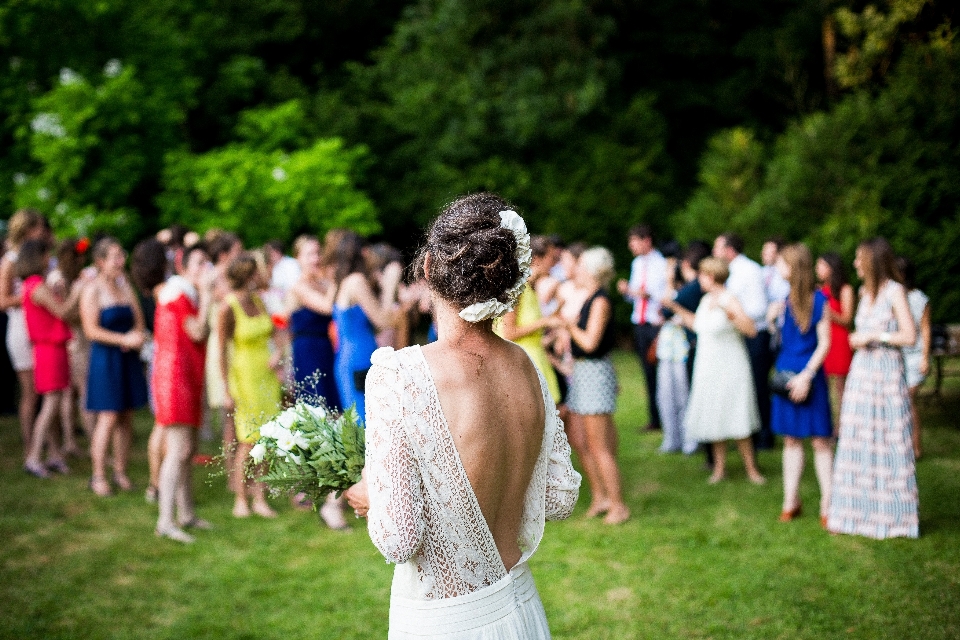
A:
388,562,551,639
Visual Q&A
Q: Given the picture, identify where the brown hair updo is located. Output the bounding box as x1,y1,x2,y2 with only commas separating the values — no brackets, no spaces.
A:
413,192,521,309
226,253,258,290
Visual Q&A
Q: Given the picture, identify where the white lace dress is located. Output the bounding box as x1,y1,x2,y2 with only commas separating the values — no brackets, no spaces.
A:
365,345,581,639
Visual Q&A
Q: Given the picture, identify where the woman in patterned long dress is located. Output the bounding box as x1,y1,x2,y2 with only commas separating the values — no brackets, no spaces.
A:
344,194,580,639
827,238,919,539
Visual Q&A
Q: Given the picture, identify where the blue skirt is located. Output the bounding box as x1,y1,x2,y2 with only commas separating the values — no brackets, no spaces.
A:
771,370,832,438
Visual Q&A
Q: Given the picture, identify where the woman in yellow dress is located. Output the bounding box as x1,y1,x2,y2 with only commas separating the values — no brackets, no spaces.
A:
218,253,282,518
497,235,562,403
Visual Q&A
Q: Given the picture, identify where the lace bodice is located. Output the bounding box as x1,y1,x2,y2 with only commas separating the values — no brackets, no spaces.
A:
365,345,581,601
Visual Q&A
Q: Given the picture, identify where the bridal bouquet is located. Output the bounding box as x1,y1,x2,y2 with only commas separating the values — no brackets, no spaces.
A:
248,402,365,504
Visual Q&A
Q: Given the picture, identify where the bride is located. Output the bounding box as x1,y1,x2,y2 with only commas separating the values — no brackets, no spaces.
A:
344,193,581,639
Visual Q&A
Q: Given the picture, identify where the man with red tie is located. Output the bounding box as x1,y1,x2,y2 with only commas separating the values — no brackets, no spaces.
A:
617,225,667,432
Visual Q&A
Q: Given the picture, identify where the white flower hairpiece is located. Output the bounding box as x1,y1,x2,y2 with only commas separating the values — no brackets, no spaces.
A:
459,210,532,323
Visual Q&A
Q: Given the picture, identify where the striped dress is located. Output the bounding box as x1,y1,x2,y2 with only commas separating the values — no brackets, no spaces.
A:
827,280,918,539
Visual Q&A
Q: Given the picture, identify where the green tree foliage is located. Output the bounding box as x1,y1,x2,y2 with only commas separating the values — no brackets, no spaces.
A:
13,63,183,242
158,102,378,245
674,128,766,246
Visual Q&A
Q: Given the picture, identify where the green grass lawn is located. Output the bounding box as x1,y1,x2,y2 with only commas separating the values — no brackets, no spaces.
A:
1,350,958,639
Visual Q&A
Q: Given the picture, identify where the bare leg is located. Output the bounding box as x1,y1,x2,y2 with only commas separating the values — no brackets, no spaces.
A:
812,437,833,518
16,369,37,453
147,423,166,498
233,441,277,519
59,388,79,456
582,413,629,524
157,426,195,542
25,392,64,474
781,436,804,512
90,410,118,495
909,386,922,458
222,409,238,493
709,441,727,483
736,437,766,484
111,410,134,490
565,410,608,516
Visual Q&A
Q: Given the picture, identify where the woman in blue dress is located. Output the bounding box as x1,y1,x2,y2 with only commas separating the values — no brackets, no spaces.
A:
769,243,833,526
288,236,341,410
80,238,149,497
327,231,401,423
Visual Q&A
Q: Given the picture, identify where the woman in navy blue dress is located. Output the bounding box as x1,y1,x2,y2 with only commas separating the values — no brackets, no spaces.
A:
80,238,148,497
288,236,341,410
769,243,833,525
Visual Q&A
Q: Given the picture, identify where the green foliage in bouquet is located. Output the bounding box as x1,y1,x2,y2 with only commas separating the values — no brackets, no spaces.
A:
249,402,365,505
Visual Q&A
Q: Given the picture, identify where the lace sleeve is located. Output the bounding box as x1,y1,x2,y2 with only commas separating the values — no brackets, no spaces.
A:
365,359,425,563
544,410,581,520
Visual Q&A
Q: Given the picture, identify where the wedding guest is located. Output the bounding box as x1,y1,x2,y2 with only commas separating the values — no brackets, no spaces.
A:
218,253,281,518
153,243,214,543
816,252,855,414
131,238,170,503
714,233,774,449
547,242,602,512
367,242,408,349
343,193,580,637
898,257,930,459
329,230,401,422
19,240,82,477
49,237,93,455
497,235,562,403
761,237,790,304
81,237,149,497
827,238,918,539
205,232,242,492
0,208,47,449
534,235,562,315
565,247,630,524
768,244,833,525
657,243,710,455
264,238,301,299
679,257,765,484
288,235,341,408
617,225,666,432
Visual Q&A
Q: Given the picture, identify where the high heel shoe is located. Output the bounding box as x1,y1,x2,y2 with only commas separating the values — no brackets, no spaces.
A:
24,461,50,479
778,503,802,522
820,515,829,529
112,473,134,492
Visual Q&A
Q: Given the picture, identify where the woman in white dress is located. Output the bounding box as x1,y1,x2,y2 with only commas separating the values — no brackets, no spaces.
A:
345,193,581,639
675,257,765,484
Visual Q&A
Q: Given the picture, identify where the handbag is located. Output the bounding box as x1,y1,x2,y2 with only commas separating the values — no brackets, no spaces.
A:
770,370,798,397
353,368,370,393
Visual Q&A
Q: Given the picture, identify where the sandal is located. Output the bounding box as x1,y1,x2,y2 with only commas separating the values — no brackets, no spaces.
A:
89,476,113,497
178,517,213,531
24,462,50,479
47,460,71,475
112,473,134,492
155,526,195,544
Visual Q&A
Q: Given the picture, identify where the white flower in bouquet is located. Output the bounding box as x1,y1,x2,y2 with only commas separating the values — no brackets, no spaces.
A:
246,400,365,507
250,443,267,463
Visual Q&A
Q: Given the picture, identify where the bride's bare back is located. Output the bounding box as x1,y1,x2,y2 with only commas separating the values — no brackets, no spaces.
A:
421,337,546,571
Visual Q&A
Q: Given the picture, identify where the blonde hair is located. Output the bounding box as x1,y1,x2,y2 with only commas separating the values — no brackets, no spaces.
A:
293,234,319,259
782,243,815,332
698,257,729,285
579,247,615,288
7,208,45,247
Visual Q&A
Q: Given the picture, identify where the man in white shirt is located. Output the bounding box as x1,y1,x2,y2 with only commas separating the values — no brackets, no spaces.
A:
264,239,301,308
617,225,667,431
761,237,790,304
713,233,775,449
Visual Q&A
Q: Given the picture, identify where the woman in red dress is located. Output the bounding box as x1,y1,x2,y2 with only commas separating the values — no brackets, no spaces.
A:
19,240,84,477
152,243,214,543
816,252,855,417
